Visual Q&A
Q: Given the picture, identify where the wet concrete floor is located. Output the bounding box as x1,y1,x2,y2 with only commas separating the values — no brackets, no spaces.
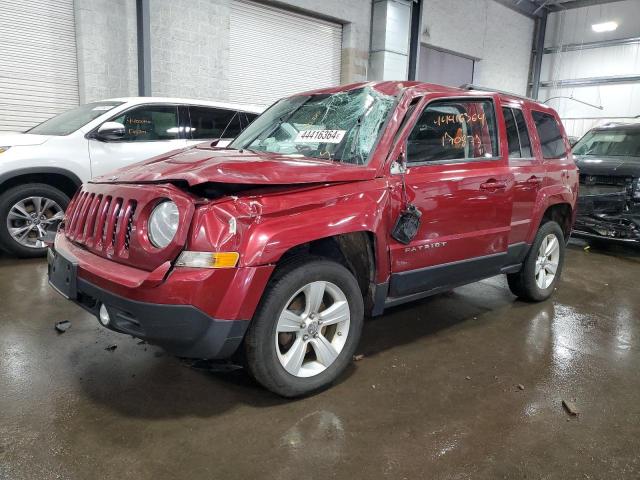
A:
1,241,639,479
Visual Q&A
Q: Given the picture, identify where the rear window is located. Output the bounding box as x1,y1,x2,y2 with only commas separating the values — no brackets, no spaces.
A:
532,111,566,159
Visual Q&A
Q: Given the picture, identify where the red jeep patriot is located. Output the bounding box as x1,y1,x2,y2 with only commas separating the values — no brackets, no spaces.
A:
48,82,578,397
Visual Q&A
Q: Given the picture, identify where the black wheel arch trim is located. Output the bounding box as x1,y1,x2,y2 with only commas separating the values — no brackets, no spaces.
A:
0,167,83,191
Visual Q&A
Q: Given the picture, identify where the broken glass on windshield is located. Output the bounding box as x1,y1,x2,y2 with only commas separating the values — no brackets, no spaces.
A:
229,87,396,165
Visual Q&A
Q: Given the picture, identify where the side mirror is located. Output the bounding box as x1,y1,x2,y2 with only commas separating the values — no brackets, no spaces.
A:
96,121,126,141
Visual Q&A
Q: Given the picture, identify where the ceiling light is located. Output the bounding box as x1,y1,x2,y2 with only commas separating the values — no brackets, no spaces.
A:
592,21,618,33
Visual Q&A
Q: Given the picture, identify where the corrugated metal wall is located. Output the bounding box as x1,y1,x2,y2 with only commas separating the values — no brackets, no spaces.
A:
0,0,79,132
228,0,342,106
540,0,640,137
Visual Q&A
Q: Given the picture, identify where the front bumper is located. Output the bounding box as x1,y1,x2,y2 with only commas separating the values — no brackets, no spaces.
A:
575,186,640,244
47,235,274,359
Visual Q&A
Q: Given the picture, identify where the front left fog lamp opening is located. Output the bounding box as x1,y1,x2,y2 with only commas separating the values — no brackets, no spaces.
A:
175,251,239,268
99,304,111,326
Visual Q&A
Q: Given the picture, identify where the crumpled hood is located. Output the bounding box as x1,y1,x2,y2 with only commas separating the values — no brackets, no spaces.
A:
575,155,640,177
0,132,51,147
91,145,378,186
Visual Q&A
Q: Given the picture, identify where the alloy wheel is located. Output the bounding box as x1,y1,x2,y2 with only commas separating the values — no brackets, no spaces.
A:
6,196,64,249
275,281,350,378
535,233,560,289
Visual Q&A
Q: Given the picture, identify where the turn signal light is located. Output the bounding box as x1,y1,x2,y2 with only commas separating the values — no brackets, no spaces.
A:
175,251,239,269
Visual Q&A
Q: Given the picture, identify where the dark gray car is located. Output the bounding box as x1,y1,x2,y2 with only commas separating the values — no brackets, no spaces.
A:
573,123,640,243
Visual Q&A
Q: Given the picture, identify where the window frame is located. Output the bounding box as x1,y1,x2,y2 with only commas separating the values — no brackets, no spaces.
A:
530,109,567,160
502,106,522,159
502,106,535,162
512,107,534,160
86,103,186,143
403,96,502,167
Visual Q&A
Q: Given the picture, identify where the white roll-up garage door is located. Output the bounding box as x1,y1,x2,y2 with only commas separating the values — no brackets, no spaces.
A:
0,0,79,132
229,0,342,107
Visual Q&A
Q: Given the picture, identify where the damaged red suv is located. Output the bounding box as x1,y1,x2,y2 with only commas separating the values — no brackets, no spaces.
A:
48,82,578,396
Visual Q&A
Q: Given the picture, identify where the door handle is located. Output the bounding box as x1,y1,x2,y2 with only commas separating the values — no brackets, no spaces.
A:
526,176,543,186
480,180,507,192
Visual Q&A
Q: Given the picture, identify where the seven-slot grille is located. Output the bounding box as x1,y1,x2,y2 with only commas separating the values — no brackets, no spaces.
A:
65,191,137,257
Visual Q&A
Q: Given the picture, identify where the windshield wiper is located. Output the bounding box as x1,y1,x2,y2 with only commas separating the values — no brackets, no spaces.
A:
345,102,375,165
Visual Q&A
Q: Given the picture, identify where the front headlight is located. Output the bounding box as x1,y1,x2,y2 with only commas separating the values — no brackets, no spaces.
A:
148,200,179,248
0,146,10,154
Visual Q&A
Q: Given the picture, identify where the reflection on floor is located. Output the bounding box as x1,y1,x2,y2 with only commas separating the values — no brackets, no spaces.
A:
1,240,639,479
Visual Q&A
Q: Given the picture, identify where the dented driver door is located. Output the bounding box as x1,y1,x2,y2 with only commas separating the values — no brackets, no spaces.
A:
388,96,514,298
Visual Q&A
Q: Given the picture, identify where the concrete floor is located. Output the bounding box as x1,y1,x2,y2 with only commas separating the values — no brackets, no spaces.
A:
1,242,639,479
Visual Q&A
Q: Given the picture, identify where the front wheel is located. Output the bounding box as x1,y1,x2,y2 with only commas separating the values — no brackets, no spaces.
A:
244,258,364,397
507,221,565,301
0,184,69,258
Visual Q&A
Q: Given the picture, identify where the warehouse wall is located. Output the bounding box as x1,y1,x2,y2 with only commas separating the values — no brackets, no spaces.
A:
150,0,230,100
149,0,371,102
74,0,138,103
277,0,371,84
421,0,535,95
540,0,640,137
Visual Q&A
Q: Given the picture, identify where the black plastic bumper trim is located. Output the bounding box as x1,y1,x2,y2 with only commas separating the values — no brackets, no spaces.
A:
74,278,249,359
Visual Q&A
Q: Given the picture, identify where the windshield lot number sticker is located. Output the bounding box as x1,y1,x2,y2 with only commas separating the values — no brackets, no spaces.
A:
295,130,346,143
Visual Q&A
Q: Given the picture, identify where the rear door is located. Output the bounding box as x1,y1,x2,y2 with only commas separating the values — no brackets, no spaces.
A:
388,95,515,297
501,102,542,246
89,104,186,178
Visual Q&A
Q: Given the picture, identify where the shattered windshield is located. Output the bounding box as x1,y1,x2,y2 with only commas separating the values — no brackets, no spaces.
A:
229,87,396,165
573,129,640,158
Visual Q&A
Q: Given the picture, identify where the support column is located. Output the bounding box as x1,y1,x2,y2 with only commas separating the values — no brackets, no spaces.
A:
136,0,151,96
530,10,547,100
407,0,422,81
368,0,413,80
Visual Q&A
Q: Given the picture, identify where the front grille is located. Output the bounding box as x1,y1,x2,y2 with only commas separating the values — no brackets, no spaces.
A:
62,183,192,272
65,191,137,257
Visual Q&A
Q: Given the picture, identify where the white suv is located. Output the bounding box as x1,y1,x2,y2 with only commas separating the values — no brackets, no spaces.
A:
0,97,263,257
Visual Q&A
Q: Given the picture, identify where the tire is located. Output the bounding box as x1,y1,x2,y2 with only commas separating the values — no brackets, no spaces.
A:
244,257,364,397
0,183,69,258
507,221,565,302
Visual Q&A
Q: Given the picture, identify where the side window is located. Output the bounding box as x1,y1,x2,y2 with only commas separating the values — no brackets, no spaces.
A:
502,107,521,158
513,109,532,157
407,99,498,163
112,105,179,141
188,107,237,140
532,111,566,159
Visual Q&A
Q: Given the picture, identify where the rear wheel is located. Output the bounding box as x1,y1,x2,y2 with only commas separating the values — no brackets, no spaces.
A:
507,221,565,301
244,258,364,397
0,184,69,258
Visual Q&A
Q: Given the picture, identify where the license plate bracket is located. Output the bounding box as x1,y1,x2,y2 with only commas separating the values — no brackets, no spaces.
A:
48,248,78,299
